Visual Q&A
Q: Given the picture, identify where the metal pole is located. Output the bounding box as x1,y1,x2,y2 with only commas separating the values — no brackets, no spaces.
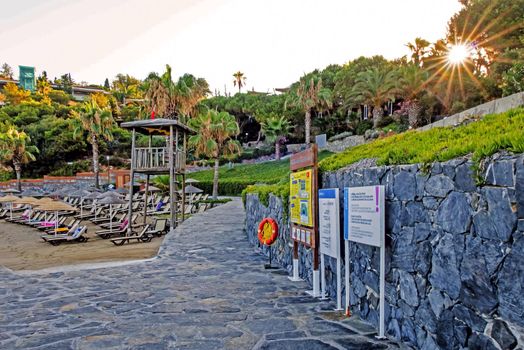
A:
379,244,386,338
127,128,136,234
320,254,326,299
336,256,342,310
169,126,175,230
143,175,150,225
345,240,350,315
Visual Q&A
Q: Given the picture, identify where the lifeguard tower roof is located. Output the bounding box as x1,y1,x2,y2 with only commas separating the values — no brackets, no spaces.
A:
120,118,195,135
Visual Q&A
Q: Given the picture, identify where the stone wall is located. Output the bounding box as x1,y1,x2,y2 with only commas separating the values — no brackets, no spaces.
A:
244,152,524,349
325,135,366,153
419,91,524,131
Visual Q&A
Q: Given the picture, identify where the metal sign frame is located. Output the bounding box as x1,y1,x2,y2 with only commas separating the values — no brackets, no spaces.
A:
288,145,320,297
344,185,386,338
319,188,342,310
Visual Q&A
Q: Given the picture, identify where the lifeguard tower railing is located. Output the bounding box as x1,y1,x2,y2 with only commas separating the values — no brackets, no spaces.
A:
133,147,186,173
120,118,194,230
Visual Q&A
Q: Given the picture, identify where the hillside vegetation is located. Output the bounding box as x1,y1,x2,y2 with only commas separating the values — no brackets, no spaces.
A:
244,107,524,206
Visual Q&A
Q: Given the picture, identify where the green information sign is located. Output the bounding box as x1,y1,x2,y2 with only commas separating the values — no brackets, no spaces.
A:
19,66,35,92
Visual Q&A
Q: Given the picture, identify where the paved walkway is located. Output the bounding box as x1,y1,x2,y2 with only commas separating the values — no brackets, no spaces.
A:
0,199,399,350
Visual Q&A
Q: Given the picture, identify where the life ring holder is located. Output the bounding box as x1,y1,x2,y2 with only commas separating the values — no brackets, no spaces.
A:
258,218,278,246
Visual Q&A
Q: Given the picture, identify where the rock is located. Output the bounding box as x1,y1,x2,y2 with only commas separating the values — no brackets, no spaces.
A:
428,289,453,318
425,175,454,198
453,319,469,348
391,228,416,272
468,333,498,350
401,319,417,345
387,319,401,340
498,236,524,327
399,271,419,307
436,310,456,349
516,158,524,217
436,192,471,233
386,201,401,234
414,301,437,333
260,339,337,350
394,171,416,201
414,223,431,242
415,241,432,276
452,304,487,333
491,320,518,350
429,233,461,299
402,202,430,226
459,236,498,313
422,196,440,210
474,188,517,241
485,160,514,187
518,219,524,232
421,334,439,350
416,173,428,200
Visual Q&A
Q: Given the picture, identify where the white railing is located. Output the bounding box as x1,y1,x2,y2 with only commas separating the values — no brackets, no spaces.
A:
133,147,185,171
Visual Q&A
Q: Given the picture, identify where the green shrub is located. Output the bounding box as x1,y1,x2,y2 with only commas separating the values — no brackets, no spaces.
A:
49,160,91,176
356,120,373,135
0,170,12,182
319,107,524,174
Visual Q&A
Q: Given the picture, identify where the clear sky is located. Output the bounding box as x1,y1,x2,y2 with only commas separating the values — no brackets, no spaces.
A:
1,0,462,93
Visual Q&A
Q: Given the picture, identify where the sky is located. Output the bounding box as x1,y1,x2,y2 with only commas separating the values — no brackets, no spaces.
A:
1,0,462,93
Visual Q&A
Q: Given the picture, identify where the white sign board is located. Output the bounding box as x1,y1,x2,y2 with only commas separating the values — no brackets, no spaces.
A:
344,186,384,247
319,188,340,258
344,185,386,338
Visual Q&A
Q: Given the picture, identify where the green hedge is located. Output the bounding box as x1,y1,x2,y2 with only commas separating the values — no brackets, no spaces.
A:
320,107,524,173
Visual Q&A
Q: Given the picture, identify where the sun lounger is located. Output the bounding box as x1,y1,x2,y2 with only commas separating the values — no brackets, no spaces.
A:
95,220,129,239
110,224,153,246
44,226,88,246
147,219,168,237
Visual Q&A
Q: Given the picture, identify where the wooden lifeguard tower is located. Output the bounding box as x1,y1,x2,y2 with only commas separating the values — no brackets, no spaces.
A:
120,118,194,232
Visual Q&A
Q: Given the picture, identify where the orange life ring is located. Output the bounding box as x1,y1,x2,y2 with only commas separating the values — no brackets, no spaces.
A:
258,218,278,246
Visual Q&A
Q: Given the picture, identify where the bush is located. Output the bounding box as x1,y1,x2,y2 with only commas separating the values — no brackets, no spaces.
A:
381,122,408,134
356,120,373,135
319,107,524,174
49,160,91,176
0,170,12,181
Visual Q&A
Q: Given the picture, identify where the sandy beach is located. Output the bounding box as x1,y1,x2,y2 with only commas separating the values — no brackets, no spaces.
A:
0,219,163,271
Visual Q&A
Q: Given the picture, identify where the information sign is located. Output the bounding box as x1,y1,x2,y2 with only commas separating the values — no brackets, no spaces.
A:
290,169,313,227
318,188,340,258
344,186,384,247
343,185,386,338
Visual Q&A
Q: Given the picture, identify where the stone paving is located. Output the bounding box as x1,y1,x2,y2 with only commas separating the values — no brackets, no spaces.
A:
0,198,402,349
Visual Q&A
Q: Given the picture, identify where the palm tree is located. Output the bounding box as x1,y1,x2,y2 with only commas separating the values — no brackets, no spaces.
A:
399,64,429,127
350,68,399,128
406,37,431,67
71,98,115,188
287,75,332,144
175,74,210,121
144,65,177,118
188,110,241,199
233,71,246,93
0,124,38,191
260,116,291,160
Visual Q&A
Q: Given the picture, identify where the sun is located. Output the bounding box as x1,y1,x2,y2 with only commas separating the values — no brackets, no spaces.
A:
447,44,472,65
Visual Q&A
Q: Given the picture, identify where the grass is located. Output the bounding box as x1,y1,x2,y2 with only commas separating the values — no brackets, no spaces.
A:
319,107,524,172
188,151,333,196
244,107,524,207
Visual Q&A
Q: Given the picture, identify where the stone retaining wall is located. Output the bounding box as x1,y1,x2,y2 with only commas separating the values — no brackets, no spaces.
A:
325,135,366,153
244,153,524,349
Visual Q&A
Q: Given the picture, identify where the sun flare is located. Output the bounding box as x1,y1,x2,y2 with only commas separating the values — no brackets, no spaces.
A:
447,44,472,65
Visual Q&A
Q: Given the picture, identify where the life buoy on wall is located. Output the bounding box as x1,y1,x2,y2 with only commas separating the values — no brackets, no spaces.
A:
258,218,278,246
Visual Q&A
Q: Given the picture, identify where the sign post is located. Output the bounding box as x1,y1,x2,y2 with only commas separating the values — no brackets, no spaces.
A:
289,145,319,296
344,185,386,338
319,188,342,310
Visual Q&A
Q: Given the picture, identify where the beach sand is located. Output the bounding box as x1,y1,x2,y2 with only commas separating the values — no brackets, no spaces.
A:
0,219,163,271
